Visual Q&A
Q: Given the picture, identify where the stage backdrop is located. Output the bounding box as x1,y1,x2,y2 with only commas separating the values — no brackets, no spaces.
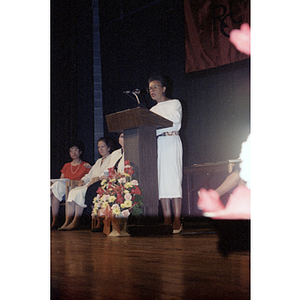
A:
185,0,250,72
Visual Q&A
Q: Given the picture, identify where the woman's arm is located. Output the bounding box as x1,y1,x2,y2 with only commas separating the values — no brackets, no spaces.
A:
77,180,85,186
215,170,240,197
163,100,182,123
84,163,92,169
80,159,100,185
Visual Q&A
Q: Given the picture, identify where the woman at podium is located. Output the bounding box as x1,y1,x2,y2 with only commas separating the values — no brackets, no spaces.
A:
148,75,183,234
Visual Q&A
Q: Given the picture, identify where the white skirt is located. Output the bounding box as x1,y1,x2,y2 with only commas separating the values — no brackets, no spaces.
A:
157,135,183,198
50,180,66,202
66,185,88,208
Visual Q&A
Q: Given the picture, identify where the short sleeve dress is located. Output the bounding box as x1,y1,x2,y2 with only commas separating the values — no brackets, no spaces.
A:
50,161,90,202
150,99,183,199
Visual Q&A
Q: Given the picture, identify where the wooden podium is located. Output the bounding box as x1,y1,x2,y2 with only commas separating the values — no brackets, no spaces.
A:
106,107,172,216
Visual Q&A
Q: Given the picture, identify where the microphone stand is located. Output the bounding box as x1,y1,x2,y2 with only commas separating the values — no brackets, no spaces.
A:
123,91,147,108
131,91,140,105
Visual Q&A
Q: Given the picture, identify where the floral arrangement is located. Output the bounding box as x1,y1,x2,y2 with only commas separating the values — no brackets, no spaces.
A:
92,160,143,220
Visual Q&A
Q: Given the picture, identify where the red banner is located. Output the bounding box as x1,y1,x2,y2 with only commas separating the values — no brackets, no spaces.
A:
185,0,250,73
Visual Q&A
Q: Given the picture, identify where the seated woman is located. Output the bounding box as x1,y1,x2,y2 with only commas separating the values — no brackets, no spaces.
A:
85,132,125,231
58,137,115,231
50,141,91,229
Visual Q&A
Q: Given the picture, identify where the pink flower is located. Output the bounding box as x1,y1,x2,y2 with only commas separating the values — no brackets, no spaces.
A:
229,23,251,56
121,209,130,218
130,179,139,186
118,177,126,184
124,193,132,201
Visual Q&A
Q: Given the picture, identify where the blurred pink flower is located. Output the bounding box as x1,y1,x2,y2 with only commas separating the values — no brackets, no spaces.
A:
197,189,225,212
198,186,250,219
229,23,251,55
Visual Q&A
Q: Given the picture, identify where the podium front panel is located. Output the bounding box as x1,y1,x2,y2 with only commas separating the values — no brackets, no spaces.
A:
124,126,158,216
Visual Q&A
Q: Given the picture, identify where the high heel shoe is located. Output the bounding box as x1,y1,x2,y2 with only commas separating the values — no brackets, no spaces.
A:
173,224,183,234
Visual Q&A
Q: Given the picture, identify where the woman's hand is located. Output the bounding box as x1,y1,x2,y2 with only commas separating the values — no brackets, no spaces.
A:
86,181,93,187
77,180,85,187
84,163,92,169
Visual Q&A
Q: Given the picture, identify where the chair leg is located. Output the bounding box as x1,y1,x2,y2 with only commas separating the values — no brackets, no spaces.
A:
92,216,102,229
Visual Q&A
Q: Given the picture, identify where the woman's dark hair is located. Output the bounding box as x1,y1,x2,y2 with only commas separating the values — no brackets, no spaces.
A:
148,75,167,87
97,137,115,154
148,75,173,98
68,141,85,156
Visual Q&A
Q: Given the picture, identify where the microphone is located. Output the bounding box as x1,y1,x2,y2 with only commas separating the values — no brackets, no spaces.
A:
122,89,141,105
133,89,141,94
122,89,141,94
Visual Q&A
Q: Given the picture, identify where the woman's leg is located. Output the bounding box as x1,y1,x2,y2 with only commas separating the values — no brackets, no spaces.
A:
172,197,182,231
51,194,60,228
59,186,87,230
64,204,84,230
50,181,65,228
160,198,172,225
58,201,76,230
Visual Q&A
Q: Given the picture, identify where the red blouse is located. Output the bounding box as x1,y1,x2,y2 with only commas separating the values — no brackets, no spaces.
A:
60,162,90,180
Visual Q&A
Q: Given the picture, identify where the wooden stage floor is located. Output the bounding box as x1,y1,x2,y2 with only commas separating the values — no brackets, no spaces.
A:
51,226,250,300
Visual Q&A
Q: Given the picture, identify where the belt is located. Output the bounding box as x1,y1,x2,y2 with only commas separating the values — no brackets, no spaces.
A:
157,131,179,137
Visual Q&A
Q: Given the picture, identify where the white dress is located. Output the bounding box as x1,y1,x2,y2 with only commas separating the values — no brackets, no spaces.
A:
108,148,124,173
67,155,111,208
150,99,183,198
